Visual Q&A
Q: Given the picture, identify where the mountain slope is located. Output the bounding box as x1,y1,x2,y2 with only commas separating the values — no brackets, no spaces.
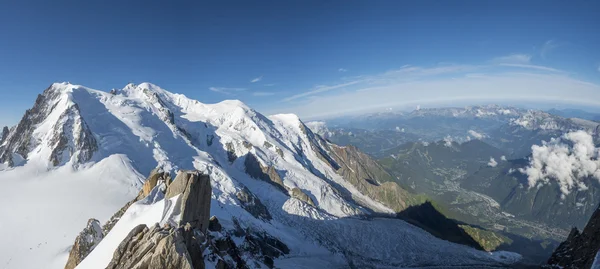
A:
0,82,521,268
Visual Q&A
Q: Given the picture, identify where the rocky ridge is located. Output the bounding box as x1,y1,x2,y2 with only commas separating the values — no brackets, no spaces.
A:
546,204,600,268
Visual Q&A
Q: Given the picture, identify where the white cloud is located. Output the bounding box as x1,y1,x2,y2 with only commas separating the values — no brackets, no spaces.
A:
339,68,348,72
283,80,362,102
443,136,453,147
468,130,486,140
488,157,498,167
501,155,507,161
250,76,263,83
491,54,532,64
519,130,600,197
209,87,247,95
541,40,561,59
252,91,276,96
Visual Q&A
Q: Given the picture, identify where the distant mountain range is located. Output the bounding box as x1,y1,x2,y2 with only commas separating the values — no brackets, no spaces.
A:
307,106,600,264
311,105,600,158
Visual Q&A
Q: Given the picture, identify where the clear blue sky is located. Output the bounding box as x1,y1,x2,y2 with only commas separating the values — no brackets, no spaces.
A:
1,0,599,126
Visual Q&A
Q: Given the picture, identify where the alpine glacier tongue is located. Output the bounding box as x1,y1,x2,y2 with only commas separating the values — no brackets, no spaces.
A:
0,82,521,268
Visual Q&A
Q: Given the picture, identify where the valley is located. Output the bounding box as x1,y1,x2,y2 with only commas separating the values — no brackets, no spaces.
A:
310,106,600,264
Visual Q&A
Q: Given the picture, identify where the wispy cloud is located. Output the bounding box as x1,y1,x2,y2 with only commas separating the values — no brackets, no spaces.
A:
338,68,348,72
268,62,600,119
209,87,247,95
250,76,263,83
541,39,561,59
253,91,276,96
498,63,563,73
491,54,531,64
597,64,600,73
264,83,276,87
283,80,362,102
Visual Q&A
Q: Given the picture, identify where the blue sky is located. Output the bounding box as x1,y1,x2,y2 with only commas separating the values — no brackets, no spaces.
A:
0,1,599,126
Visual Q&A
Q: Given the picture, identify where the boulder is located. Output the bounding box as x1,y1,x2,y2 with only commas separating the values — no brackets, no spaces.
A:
166,170,212,233
64,219,104,269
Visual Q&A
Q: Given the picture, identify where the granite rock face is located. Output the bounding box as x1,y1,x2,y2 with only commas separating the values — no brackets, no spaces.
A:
165,170,212,233
106,224,195,269
143,168,170,197
104,170,214,269
64,219,104,269
546,205,600,269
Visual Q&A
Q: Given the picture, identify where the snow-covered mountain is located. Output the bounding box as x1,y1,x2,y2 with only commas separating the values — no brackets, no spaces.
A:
0,82,521,268
408,105,521,119
310,105,600,159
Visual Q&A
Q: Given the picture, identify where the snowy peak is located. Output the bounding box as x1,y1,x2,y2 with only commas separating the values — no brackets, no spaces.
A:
511,109,600,132
0,82,98,167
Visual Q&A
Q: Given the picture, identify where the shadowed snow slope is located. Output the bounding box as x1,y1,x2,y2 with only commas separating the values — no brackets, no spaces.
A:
0,82,520,268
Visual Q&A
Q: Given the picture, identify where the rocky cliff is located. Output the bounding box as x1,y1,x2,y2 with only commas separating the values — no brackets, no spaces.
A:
545,204,600,268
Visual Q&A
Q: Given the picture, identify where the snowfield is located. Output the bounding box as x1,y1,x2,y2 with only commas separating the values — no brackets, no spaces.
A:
0,82,521,268
0,154,142,269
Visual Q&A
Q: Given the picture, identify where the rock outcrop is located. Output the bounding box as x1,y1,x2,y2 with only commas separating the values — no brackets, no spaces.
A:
105,170,213,269
143,168,170,197
290,187,316,206
106,224,196,269
165,170,212,233
64,219,104,269
244,153,287,193
545,204,600,268
235,187,272,221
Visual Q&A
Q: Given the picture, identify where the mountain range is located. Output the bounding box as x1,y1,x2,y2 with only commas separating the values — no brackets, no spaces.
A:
309,106,600,265
0,83,523,269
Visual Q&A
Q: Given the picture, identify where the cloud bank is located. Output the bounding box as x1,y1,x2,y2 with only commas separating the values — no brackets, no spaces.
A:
519,130,600,197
